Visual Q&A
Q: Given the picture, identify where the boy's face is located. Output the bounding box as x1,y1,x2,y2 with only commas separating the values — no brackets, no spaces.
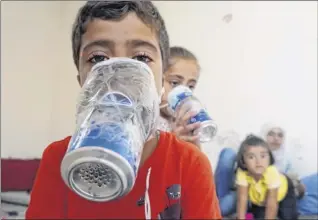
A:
77,13,163,95
160,58,200,117
243,145,270,176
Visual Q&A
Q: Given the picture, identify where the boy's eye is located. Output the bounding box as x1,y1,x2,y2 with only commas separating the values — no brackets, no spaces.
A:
88,55,108,64
188,85,195,90
133,54,152,63
170,81,180,87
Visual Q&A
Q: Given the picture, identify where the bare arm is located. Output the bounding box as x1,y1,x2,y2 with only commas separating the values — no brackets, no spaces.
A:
265,188,279,219
236,185,248,219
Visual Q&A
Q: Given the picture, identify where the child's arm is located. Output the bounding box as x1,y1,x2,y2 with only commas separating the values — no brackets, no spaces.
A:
237,185,248,219
265,188,279,219
263,166,282,219
235,169,249,219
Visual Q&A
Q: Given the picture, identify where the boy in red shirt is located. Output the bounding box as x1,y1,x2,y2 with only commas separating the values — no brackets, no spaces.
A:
26,1,221,219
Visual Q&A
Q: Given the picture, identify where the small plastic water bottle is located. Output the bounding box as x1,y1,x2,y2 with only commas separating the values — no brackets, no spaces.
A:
167,85,217,143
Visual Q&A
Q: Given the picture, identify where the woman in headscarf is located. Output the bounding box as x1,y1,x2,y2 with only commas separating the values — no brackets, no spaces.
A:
261,123,318,216
260,123,293,174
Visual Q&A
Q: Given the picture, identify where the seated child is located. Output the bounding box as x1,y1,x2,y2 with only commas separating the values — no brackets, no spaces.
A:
235,135,298,220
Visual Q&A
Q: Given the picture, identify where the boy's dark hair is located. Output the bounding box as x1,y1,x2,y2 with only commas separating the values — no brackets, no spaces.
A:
72,1,170,71
168,46,199,68
237,134,275,170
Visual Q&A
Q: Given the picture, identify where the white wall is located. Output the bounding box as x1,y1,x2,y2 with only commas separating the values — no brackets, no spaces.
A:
1,1,82,158
1,1,317,176
1,2,62,158
48,2,82,142
156,1,317,177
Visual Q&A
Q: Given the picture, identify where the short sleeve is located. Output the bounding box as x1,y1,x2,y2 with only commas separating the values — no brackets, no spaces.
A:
26,138,69,219
182,147,221,219
236,168,248,186
264,166,281,189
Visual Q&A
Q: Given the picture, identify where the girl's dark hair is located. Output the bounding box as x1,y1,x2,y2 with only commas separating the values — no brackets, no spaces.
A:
170,46,197,60
168,46,200,69
72,1,170,71
236,134,275,170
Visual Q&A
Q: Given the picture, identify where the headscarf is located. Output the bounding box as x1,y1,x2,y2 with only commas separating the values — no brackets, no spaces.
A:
260,123,290,173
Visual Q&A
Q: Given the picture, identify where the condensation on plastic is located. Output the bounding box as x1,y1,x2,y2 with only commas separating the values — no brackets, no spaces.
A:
70,57,160,168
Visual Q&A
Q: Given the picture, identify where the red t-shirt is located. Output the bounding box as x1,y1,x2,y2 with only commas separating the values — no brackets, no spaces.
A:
26,132,221,219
